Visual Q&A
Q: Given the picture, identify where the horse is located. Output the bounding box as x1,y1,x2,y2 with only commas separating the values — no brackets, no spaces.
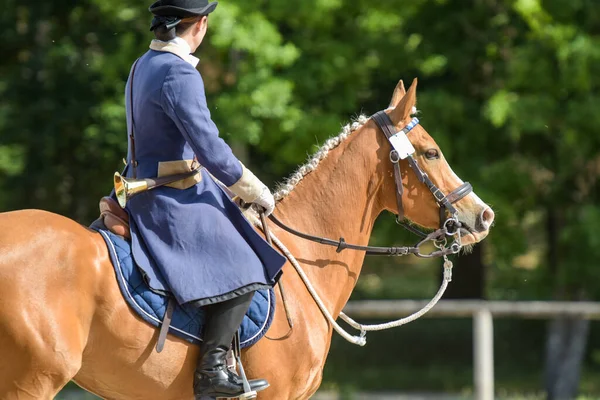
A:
0,78,494,399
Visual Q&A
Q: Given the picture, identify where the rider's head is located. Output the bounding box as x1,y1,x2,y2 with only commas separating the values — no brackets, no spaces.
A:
149,0,217,52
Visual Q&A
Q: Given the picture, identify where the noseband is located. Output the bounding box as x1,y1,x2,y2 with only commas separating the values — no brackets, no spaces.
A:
268,109,473,258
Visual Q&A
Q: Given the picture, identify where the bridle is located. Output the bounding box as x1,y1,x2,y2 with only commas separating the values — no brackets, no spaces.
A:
371,111,473,247
269,109,474,258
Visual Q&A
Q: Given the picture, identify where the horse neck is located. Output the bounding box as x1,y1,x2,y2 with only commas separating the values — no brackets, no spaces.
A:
275,123,385,315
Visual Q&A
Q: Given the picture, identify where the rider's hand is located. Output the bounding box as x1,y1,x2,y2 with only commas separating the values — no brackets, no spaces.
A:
253,187,275,216
227,163,275,215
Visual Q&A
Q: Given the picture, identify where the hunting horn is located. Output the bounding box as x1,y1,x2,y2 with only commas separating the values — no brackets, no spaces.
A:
113,168,200,208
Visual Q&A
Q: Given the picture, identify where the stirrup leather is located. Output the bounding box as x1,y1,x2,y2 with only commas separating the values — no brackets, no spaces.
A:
233,330,258,400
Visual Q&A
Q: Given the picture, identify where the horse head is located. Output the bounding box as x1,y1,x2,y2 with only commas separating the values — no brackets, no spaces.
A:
378,78,494,246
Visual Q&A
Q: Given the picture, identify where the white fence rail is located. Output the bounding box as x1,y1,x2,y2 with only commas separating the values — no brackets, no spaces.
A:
342,300,600,400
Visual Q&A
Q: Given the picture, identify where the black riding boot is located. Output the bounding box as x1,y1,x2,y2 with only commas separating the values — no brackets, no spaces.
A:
193,292,269,399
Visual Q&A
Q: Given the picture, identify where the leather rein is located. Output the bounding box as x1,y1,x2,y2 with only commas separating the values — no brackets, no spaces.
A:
268,110,473,259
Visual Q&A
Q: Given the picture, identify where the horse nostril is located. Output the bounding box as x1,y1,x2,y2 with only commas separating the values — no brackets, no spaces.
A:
477,207,495,231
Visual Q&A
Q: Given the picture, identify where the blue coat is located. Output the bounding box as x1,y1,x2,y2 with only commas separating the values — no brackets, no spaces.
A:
116,46,285,305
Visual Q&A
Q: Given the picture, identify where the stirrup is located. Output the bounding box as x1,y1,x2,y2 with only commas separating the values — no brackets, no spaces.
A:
235,355,257,399
221,350,257,399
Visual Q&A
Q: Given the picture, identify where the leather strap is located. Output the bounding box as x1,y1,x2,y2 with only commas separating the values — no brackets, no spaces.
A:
127,167,202,191
269,213,458,258
260,212,294,340
444,182,473,204
156,297,176,353
127,57,199,181
129,58,141,179
270,214,419,256
371,111,404,220
406,156,457,215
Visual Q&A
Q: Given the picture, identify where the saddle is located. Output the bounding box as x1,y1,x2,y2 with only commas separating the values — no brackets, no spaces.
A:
99,196,131,239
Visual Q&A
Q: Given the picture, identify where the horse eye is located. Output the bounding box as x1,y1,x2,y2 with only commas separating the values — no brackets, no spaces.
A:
425,149,439,160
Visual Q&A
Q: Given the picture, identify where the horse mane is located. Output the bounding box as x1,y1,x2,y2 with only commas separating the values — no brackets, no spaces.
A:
273,115,370,201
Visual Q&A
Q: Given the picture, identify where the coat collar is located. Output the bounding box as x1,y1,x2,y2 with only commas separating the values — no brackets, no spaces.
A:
149,37,200,68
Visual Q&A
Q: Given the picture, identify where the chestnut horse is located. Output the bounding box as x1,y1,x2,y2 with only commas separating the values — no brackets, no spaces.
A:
0,79,493,399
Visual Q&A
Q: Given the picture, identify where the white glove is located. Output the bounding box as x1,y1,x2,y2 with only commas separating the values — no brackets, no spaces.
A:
253,187,275,216
228,163,275,215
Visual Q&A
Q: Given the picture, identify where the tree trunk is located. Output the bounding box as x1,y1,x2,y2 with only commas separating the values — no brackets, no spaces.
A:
544,316,590,400
543,206,589,400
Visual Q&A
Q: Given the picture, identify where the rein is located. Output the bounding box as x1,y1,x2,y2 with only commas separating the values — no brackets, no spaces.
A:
251,110,475,345
269,214,459,258
253,213,454,346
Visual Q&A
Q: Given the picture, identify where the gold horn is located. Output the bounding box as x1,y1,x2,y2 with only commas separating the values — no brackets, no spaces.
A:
113,167,201,208
114,172,150,208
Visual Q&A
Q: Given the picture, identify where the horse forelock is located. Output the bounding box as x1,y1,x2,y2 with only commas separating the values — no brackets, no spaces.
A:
274,115,370,201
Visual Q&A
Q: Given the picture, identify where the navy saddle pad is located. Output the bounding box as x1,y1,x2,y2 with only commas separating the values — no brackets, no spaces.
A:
97,229,275,348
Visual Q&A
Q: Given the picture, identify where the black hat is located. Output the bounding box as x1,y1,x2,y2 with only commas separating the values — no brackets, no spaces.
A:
149,0,218,18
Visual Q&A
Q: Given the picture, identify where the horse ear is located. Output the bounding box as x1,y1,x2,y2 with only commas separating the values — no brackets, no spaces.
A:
388,79,406,108
390,78,417,124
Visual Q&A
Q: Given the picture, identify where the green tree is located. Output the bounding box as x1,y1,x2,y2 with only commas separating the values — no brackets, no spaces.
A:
2,0,600,396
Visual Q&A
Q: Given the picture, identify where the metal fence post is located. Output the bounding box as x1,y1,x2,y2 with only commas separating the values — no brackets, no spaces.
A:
474,308,494,400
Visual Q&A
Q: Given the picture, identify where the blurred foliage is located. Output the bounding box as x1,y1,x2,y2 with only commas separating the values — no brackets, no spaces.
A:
1,0,600,396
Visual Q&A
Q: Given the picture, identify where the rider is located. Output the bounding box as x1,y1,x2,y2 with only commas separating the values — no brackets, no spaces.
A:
118,0,286,397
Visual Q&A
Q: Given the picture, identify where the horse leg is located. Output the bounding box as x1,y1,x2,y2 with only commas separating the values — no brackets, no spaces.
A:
239,275,333,400
0,328,81,399
0,292,86,399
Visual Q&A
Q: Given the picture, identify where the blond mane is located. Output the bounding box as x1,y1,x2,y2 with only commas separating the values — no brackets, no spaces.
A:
274,115,370,201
